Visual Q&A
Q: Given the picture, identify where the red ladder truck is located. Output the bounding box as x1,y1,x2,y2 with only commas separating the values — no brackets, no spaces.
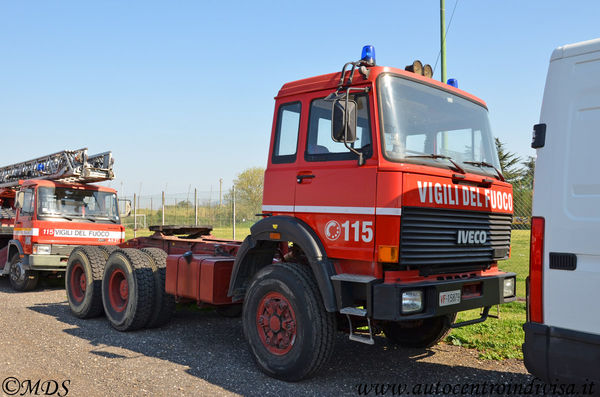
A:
0,148,125,291
65,46,516,381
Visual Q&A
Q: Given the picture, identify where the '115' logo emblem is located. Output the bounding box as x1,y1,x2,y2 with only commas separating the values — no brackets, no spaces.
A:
325,220,373,243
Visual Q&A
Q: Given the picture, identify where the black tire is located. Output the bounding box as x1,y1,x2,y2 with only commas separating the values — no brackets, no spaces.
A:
97,245,119,260
242,263,336,381
140,247,175,328
8,253,38,291
65,246,106,318
102,248,155,331
381,314,457,348
216,304,243,318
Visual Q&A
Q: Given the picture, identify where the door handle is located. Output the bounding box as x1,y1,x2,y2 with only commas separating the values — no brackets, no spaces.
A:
296,174,315,183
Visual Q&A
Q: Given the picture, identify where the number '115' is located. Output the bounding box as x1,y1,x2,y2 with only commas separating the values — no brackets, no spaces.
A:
341,221,373,243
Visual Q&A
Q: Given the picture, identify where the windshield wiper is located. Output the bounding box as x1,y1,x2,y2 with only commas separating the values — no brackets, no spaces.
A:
406,154,465,174
463,161,505,181
84,216,97,223
40,214,73,221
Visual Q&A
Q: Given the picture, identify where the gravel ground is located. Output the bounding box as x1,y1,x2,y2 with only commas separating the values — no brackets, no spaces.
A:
0,277,565,397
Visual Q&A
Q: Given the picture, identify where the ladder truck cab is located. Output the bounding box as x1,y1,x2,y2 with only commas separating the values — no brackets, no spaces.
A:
0,149,125,291
64,47,516,382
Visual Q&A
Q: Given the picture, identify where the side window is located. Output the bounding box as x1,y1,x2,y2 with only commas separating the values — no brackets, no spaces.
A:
306,95,372,161
272,102,301,164
21,188,35,216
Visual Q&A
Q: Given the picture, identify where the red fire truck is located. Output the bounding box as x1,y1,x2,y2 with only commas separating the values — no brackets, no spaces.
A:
65,47,516,381
0,149,125,291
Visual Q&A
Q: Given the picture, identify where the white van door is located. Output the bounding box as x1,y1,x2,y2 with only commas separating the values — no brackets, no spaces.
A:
534,39,600,335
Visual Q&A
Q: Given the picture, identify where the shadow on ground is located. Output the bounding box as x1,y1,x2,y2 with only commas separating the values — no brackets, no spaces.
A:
14,282,553,397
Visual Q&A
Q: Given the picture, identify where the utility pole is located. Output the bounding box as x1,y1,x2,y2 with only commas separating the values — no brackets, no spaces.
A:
219,178,223,206
232,185,236,240
194,188,198,226
440,0,447,83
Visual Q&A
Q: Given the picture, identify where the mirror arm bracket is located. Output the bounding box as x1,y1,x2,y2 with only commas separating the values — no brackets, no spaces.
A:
342,87,369,166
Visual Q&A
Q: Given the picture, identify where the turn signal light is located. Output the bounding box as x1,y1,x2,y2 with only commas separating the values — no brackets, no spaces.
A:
378,245,399,263
269,232,281,240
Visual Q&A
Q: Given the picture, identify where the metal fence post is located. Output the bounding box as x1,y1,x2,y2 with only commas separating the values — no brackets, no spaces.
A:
194,188,198,226
162,191,165,225
232,185,236,240
133,193,137,238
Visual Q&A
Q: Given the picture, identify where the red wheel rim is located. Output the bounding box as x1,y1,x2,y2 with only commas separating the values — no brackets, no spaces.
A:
108,268,128,312
256,291,297,355
69,263,86,303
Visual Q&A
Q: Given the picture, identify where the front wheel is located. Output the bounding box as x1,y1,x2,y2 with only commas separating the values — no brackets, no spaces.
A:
381,313,456,348
9,254,38,291
242,263,336,382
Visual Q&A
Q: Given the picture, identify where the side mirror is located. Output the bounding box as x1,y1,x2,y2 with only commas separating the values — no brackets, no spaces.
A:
332,99,357,143
16,191,24,209
118,199,132,217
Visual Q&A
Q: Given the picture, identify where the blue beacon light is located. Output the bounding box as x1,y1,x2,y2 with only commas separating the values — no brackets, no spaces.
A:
361,45,376,66
447,78,458,88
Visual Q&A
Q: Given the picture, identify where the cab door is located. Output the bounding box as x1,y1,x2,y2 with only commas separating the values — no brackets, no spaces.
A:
262,101,303,215
15,187,35,254
294,92,377,264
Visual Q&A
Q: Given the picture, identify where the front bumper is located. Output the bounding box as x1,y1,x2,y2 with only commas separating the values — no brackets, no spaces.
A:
28,254,68,271
372,272,516,321
523,322,600,383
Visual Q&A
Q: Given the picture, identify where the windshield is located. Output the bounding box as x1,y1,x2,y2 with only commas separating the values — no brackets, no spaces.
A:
37,186,119,223
378,74,501,175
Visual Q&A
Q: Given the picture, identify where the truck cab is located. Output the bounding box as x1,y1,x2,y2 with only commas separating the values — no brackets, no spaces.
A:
0,148,125,291
228,47,517,380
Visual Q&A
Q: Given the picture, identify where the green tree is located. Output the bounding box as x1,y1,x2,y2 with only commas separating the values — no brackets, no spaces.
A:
521,156,535,189
229,167,265,221
495,138,524,184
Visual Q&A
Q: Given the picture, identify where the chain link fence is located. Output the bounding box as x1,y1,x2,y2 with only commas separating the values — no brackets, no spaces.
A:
118,180,533,233
511,175,533,230
118,189,261,235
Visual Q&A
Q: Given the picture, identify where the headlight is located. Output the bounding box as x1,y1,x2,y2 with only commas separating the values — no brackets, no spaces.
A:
503,277,516,298
402,290,424,314
33,244,52,255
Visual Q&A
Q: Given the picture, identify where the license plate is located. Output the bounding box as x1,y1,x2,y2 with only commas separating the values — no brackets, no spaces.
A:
439,290,461,307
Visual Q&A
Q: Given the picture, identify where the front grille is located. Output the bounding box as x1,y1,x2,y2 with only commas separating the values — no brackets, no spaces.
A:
51,245,75,256
399,207,512,275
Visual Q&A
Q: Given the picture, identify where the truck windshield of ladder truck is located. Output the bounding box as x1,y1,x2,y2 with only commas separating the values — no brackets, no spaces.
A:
378,73,502,179
37,186,119,223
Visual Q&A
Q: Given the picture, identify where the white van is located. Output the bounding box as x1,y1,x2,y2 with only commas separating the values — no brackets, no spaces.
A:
523,38,600,384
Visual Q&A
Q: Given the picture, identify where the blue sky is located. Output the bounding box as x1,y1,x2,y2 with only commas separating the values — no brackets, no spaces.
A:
1,1,598,197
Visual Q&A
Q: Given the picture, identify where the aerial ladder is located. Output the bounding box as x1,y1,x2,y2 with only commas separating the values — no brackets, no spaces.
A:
0,148,115,188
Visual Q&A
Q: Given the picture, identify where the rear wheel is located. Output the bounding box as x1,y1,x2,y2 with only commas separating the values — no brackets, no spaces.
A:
102,249,155,331
381,314,456,348
97,245,119,260
8,254,38,291
140,247,175,328
242,263,336,381
65,246,106,318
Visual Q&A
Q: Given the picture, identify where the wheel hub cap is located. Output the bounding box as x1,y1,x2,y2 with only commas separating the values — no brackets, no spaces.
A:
256,292,297,355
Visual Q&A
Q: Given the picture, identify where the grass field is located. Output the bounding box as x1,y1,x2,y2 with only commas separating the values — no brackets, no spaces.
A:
124,224,531,360
445,230,530,360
